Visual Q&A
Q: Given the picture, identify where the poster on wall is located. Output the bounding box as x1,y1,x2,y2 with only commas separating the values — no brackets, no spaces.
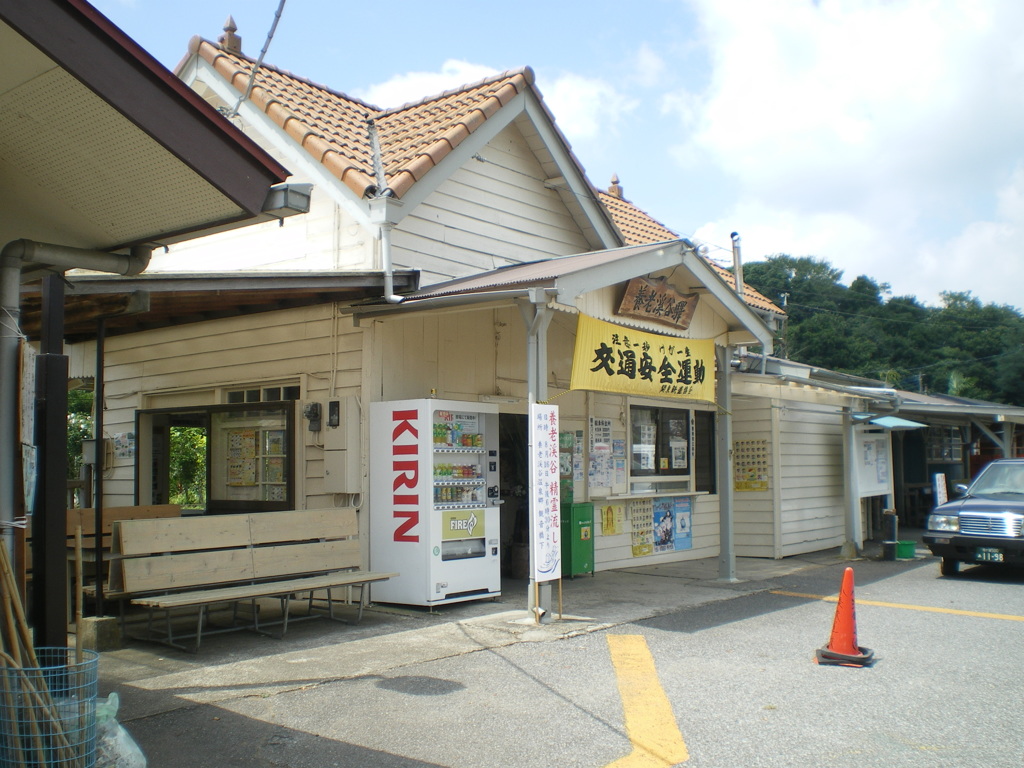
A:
589,417,614,487
570,314,716,403
530,403,561,582
734,439,769,491
629,497,654,557
600,503,627,536
652,496,694,553
113,432,135,459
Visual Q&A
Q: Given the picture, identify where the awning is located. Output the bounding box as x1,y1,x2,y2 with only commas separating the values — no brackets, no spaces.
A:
855,414,927,430
344,240,775,351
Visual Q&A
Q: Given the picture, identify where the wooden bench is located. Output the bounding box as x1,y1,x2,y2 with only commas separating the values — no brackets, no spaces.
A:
108,508,397,651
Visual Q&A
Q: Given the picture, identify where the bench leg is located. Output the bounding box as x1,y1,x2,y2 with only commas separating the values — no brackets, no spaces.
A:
191,606,207,652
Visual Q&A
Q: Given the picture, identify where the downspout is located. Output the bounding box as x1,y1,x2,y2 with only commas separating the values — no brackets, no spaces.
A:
0,248,23,557
368,121,403,305
0,239,153,555
378,223,403,304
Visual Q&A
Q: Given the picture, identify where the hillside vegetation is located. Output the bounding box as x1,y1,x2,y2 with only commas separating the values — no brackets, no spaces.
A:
742,255,1024,405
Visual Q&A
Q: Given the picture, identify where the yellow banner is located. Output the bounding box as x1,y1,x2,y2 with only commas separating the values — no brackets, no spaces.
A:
570,315,716,403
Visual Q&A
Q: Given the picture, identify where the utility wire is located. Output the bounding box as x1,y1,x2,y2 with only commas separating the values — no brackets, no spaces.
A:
223,0,287,118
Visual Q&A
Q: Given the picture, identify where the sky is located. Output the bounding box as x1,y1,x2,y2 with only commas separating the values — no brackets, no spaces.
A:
91,0,1024,310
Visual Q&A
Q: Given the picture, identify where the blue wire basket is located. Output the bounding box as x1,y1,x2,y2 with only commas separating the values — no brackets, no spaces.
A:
0,647,99,768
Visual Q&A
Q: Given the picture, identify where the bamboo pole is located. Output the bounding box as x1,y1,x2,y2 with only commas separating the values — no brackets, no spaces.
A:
75,527,84,664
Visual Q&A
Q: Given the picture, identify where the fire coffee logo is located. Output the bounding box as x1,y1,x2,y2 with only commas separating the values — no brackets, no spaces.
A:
449,512,478,534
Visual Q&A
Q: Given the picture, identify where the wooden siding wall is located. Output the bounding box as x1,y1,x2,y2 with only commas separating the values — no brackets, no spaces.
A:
90,304,364,511
391,123,593,285
731,395,780,559
371,306,723,571
778,404,846,556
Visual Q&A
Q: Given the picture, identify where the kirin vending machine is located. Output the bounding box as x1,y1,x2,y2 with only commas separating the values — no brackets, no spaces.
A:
369,399,501,606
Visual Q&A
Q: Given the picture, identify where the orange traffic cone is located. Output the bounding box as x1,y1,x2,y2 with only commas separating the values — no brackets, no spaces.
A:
815,567,874,667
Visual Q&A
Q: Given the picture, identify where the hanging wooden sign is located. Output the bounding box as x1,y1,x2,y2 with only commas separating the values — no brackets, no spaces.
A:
617,277,699,330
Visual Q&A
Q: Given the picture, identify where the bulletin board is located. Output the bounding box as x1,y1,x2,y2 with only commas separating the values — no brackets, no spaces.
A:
855,428,893,498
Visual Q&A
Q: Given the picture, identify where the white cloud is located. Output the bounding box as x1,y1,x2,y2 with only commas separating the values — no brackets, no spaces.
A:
356,60,499,108
672,0,1024,307
542,72,636,142
631,43,667,89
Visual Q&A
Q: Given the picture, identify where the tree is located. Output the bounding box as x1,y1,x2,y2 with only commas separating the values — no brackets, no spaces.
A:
67,388,93,480
170,426,207,509
741,256,1024,406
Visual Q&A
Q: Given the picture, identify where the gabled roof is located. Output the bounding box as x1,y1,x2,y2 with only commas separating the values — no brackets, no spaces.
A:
186,37,534,201
598,190,783,317
346,240,775,350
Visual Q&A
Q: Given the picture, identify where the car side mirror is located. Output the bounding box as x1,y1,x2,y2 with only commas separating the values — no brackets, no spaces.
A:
953,483,968,496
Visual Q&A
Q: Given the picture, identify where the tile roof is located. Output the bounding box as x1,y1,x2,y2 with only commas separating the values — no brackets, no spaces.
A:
187,37,532,200
186,35,781,318
598,190,783,316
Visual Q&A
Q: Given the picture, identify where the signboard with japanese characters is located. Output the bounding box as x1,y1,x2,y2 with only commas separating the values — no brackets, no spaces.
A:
529,403,561,582
618,277,699,330
570,314,716,403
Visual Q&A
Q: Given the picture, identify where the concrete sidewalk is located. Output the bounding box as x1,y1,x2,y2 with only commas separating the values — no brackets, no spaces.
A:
95,540,926,717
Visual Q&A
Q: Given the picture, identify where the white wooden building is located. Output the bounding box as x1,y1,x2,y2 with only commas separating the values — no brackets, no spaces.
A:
49,24,815,586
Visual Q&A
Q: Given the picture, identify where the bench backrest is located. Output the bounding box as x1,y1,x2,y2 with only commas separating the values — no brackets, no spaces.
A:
68,504,181,539
113,508,361,595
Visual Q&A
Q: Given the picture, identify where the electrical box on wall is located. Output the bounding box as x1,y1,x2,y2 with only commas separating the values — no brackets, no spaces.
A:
324,397,359,451
324,449,359,493
324,397,361,493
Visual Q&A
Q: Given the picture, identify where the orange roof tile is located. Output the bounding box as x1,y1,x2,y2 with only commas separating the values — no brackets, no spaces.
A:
188,37,532,200
598,190,784,316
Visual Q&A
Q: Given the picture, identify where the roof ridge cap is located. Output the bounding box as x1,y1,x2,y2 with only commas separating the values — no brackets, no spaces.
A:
375,66,535,117
191,37,382,112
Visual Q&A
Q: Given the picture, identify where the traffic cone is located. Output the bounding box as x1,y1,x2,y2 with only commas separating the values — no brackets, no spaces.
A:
815,566,874,667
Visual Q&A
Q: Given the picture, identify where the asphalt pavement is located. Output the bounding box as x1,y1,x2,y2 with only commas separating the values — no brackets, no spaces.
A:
93,537,932,767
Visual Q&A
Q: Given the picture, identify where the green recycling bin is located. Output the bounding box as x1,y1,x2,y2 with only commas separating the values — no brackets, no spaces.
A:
561,502,594,578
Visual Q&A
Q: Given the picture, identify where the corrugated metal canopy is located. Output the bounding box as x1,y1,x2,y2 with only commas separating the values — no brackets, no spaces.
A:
18,271,420,343
345,240,775,350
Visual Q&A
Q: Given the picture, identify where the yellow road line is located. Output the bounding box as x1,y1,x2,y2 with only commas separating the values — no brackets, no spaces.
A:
605,634,689,767
771,590,1024,621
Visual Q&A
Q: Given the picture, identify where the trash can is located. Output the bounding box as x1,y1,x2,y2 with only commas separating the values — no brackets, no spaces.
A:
561,502,595,578
0,647,99,768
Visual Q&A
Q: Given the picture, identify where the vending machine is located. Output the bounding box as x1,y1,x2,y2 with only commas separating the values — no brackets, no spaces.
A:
369,399,501,606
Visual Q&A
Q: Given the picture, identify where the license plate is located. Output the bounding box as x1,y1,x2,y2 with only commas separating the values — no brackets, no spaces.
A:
976,547,1004,563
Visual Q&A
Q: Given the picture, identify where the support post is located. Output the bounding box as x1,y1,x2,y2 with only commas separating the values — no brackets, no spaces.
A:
716,344,737,582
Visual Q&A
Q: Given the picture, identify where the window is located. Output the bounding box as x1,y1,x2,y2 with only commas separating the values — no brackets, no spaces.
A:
629,405,717,494
137,402,294,513
226,385,300,404
630,406,691,476
693,410,717,493
926,426,963,462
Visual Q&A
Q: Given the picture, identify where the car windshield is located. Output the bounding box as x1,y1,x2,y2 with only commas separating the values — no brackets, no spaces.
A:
968,463,1024,496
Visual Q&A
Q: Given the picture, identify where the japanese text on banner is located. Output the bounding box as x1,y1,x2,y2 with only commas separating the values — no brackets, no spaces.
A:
529,403,561,582
570,314,716,403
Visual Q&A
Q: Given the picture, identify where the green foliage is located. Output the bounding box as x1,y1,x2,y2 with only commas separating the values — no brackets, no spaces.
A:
742,255,1024,405
170,426,207,509
67,389,93,480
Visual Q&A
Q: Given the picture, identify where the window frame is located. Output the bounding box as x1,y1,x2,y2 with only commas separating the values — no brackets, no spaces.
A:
135,401,296,514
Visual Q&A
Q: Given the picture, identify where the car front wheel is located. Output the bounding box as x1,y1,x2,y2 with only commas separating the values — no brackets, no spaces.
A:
940,557,960,576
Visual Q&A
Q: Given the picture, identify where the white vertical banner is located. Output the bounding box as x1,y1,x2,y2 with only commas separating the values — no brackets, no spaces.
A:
529,403,560,582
